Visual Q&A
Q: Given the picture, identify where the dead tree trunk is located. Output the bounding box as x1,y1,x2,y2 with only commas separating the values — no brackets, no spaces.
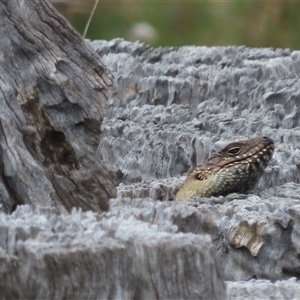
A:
0,0,117,213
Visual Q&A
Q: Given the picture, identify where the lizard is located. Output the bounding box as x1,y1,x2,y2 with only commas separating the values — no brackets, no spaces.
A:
175,136,274,200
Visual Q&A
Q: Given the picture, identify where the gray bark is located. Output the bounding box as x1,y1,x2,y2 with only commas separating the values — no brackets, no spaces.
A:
0,0,117,213
227,278,300,299
94,38,300,295
0,203,225,300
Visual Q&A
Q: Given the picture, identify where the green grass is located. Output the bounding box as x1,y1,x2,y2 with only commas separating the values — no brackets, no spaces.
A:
53,1,300,50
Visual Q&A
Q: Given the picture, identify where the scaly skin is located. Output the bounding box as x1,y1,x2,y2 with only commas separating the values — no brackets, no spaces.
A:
175,136,274,200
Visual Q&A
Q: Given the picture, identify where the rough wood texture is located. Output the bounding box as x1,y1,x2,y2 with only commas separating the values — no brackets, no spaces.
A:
227,278,300,299
0,204,226,300
94,39,300,294
0,0,117,213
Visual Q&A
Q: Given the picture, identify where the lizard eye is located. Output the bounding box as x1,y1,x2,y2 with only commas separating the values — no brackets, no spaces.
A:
227,147,241,155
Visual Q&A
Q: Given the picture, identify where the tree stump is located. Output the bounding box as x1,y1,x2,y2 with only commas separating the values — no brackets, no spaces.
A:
0,0,117,213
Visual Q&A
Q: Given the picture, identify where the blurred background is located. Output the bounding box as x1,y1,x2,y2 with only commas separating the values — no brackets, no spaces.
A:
52,0,300,50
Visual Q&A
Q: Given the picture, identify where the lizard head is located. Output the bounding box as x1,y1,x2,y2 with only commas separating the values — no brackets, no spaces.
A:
175,136,274,200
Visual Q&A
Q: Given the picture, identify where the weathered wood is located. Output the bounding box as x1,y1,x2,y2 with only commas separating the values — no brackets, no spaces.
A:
0,204,226,299
96,38,300,291
0,0,117,213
